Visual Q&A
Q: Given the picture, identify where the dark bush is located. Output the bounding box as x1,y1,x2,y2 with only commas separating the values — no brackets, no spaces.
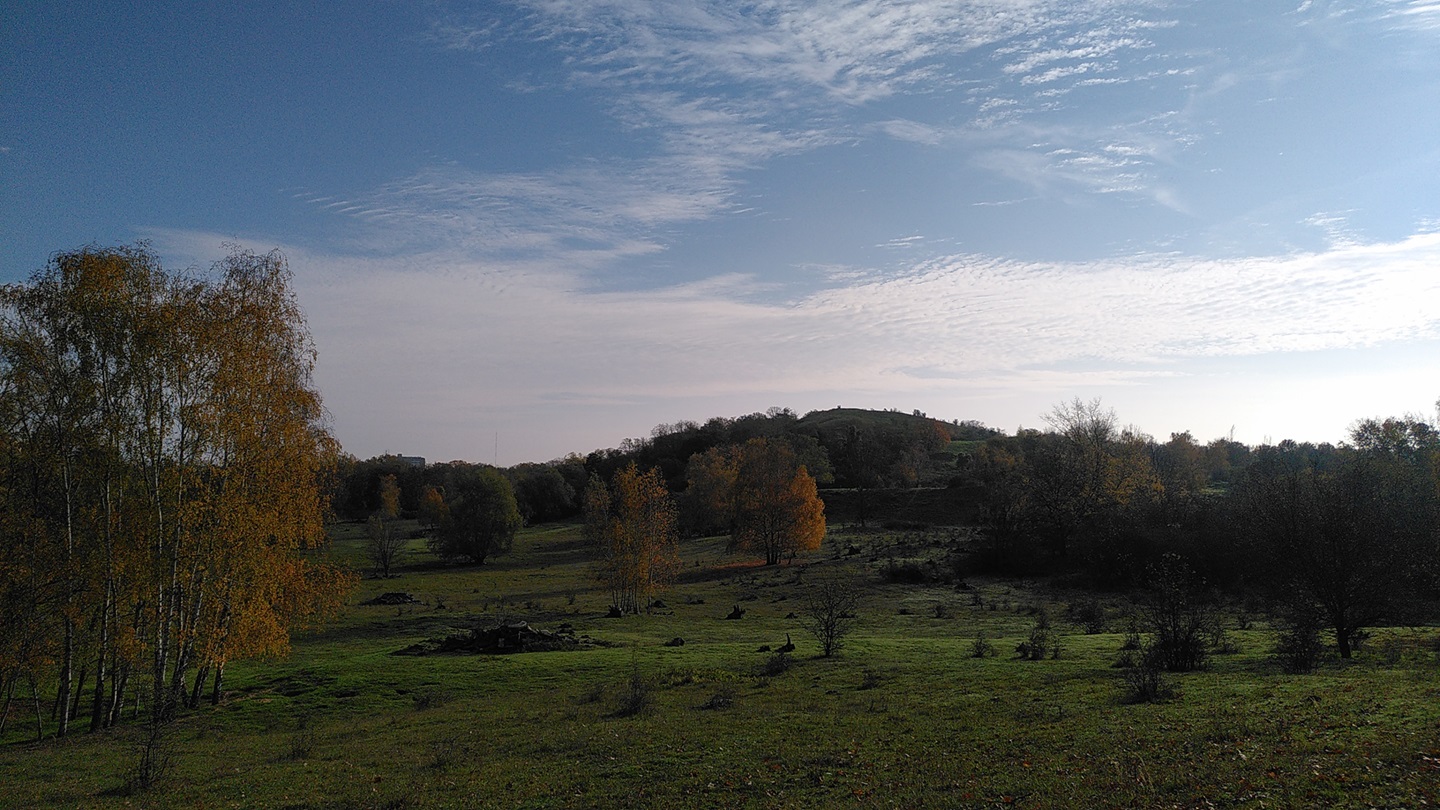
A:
758,651,792,676
881,560,929,584
1068,599,1108,634
1122,646,1175,704
1272,602,1325,674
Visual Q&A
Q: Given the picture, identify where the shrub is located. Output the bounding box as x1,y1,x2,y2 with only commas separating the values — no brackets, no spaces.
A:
881,560,929,584
1122,646,1175,704
1272,602,1325,674
757,651,792,677
1141,554,1214,672
123,712,176,795
613,671,653,717
1016,609,1053,661
1068,599,1108,634
801,575,861,657
970,631,996,659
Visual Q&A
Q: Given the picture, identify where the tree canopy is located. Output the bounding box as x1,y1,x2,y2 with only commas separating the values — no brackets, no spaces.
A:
687,438,826,565
0,244,353,736
584,464,680,614
426,464,521,565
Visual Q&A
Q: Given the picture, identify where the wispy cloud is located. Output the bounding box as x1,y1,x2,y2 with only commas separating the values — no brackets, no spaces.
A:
1377,0,1440,31
355,0,1433,269
144,220,1440,460
155,225,1440,407
393,1,1202,245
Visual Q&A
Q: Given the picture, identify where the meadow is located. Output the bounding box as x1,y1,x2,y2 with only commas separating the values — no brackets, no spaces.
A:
3,519,1439,809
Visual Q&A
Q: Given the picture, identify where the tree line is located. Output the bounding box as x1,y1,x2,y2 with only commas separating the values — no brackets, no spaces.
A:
960,397,1440,659
330,405,997,536
342,438,830,613
329,391,1439,657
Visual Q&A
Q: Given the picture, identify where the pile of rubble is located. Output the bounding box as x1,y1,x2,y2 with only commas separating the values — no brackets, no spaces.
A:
393,621,608,656
362,592,422,606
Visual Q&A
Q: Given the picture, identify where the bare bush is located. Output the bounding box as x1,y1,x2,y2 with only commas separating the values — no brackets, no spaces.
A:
1122,646,1175,703
801,574,861,657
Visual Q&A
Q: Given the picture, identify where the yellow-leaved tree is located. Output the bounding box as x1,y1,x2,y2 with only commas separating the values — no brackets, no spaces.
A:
0,244,352,754
585,464,679,614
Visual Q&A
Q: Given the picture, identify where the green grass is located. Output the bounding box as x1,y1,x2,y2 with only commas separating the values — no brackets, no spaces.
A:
4,522,1439,808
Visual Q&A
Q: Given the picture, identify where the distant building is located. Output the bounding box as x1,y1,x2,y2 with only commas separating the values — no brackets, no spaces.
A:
397,455,425,468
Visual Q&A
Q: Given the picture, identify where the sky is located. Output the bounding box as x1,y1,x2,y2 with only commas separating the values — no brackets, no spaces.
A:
4,0,1438,465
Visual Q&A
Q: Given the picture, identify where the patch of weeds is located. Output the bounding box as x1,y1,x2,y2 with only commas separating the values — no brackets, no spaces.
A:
858,668,884,690
661,667,699,687
412,687,455,711
757,651,792,677
1016,609,1053,661
933,602,951,619
428,737,466,771
612,671,653,718
701,686,737,710
970,631,997,659
288,711,317,761
1378,634,1405,667
576,682,606,705
1203,706,1258,744
280,709,315,760
1014,702,1068,725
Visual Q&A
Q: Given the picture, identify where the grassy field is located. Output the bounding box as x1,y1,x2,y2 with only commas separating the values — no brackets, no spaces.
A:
3,520,1439,808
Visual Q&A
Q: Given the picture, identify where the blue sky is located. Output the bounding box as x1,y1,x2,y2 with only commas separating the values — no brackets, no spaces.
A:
5,0,1438,464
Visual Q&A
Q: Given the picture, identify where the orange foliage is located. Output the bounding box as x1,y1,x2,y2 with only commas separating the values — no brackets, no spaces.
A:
0,244,353,728
689,439,826,565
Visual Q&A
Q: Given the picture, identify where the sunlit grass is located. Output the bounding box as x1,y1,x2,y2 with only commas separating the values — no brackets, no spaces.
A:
3,522,1438,808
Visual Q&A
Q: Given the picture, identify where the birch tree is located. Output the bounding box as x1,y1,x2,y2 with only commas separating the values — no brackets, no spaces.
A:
0,244,352,744
585,464,679,614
